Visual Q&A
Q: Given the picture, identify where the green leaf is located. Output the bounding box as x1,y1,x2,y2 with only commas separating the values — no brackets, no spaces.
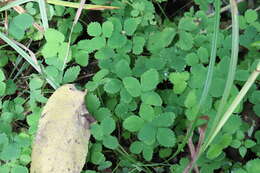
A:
253,104,260,117
139,103,155,122
11,165,28,173
152,112,175,127
169,72,190,94
142,145,153,161
132,36,145,55
93,69,109,82
246,159,260,173
159,148,172,158
185,53,199,66
94,108,111,122
115,59,132,79
141,69,159,92
197,47,209,63
156,128,176,147
123,77,141,97
245,9,258,24
0,69,5,81
74,50,89,66
0,143,21,160
147,27,176,52
207,144,222,159
138,123,156,145
239,146,247,157
91,124,103,140
178,16,197,31
120,88,132,103
123,115,144,132
130,141,143,154
44,28,65,43
184,90,197,108
102,135,118,149
244,139,256,148
101,117,115,135
102,21,113,38
86,93,100,113
108,32,127,49
29,77,44,90
87,22,102,37
104,78,122,94
177,31,193,50
62,66,80,83
141,91,162,106
124,18,141,36
9,13,34,39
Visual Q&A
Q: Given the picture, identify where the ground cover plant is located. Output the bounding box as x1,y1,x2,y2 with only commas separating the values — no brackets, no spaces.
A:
0,0,260,172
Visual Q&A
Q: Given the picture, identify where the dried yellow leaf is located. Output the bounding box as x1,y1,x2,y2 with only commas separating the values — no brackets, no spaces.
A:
30,84,90,173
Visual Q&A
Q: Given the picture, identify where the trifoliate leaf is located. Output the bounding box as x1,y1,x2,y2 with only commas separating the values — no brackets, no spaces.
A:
102,21,114,38
156,128,176,147
62,66,80,83
141,91,162,106
87,22,102,37
141,69,159,92
123,77,141,97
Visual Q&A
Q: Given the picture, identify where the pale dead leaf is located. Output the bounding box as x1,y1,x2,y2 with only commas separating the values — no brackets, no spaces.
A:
30,84,91,173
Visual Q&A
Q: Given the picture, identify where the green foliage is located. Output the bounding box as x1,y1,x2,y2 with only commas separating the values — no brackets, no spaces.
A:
9,13,34,40
1,0,260,172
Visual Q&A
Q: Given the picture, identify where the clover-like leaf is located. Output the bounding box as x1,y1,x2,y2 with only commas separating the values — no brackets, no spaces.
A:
123,77,141,97
141,69,159,92
87,22,102,37
156,128,176,147
123,115,144,132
